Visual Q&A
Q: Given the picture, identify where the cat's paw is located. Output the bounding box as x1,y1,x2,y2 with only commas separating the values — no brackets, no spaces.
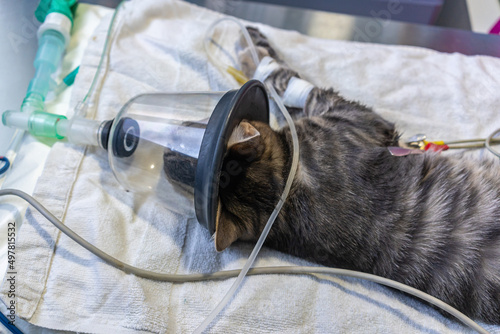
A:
245,27,280,59
163,148,196,190
238,45,271,79
238,27,282,78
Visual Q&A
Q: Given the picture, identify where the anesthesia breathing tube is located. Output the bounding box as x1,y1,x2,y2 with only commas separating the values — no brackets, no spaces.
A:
0,3,491,334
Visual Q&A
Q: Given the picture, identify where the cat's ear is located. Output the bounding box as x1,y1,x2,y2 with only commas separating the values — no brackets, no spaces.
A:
227,121,263,161
215,203,242,252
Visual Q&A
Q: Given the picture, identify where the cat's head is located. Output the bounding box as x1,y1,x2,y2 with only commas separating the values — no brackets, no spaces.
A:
214,120,287,251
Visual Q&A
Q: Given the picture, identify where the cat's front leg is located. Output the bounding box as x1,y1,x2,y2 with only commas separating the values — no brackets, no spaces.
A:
240,27,399,146
163,148,197,193
239,27,301,97
240,27,370,115
239,26,283,77
238,27,310,123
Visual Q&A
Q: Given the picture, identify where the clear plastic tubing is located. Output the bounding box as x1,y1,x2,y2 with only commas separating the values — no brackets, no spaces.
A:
194,21,300,333
2,1,125,144
76,0,126,118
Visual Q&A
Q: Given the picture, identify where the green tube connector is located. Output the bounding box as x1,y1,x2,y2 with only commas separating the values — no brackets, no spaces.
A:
25,30,66,101
21,92,45,113
29,111,67,139
3,110,67,139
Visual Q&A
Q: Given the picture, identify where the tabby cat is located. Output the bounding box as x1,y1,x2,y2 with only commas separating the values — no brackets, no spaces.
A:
166,27,500,323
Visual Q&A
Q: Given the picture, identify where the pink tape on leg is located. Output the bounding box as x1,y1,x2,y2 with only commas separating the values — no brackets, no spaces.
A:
490,19,500,34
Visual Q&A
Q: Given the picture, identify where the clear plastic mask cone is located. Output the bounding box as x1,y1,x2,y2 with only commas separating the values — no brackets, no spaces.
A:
108,92,224,217
108,81,269,232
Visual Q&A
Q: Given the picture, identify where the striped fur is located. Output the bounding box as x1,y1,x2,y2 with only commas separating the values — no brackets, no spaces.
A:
214,27,500,323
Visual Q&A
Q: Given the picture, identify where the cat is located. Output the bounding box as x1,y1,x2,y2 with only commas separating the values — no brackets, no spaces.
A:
165,27,500,324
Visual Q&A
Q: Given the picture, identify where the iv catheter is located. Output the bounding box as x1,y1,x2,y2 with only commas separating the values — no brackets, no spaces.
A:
0,3,492,334
407,133,500,155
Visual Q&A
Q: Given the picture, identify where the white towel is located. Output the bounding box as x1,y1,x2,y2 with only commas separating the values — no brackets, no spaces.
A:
1,0,500,333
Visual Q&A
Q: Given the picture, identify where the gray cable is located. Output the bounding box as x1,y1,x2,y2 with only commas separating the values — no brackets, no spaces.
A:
445,136,500,150
485,128,500,158
0,189,489,334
